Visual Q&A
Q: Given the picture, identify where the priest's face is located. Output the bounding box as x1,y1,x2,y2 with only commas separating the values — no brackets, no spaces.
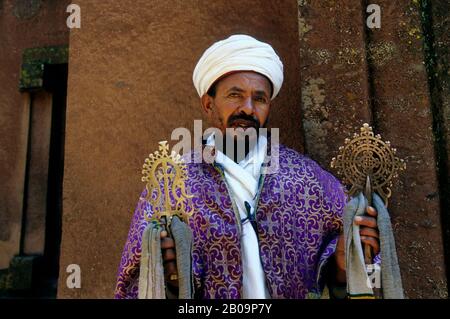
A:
201,71,272,141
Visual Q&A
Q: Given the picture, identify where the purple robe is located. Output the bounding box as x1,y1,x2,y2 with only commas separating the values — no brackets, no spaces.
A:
114,144,346,299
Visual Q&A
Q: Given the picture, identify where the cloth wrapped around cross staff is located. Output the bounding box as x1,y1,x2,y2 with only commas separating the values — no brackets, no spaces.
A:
331,123,406,299
138,141,194,299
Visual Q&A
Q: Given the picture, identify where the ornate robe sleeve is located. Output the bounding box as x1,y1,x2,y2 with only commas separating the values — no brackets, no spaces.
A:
310,161,347,294
114,188,153,299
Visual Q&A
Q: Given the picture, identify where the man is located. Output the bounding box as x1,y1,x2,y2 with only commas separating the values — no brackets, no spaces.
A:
114,34,380,299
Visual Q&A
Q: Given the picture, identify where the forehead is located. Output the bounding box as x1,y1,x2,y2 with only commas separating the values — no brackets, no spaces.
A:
215,71,272,93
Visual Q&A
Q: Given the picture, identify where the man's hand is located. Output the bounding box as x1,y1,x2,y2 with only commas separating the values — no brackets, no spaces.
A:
335,233,346,283
334,205,380,283
160,230,179,289
354,206,380,255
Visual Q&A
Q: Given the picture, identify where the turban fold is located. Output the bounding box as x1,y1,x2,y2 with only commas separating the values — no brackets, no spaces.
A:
193,34,284,100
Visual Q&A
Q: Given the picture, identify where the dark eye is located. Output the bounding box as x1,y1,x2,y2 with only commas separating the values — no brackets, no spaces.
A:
228,93,241,98
254,96,267,103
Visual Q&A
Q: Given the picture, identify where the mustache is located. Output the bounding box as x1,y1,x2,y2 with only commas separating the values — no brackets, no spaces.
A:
227,113,260,128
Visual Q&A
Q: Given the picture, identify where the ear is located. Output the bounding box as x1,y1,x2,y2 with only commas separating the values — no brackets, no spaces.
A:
201,94,214,116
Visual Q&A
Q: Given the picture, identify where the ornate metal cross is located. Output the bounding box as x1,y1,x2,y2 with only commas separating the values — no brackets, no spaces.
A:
331,123,406,267
331,123,406,207
141,141,193,228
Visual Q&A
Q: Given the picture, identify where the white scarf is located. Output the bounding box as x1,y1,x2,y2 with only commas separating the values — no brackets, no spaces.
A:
207,134,270,299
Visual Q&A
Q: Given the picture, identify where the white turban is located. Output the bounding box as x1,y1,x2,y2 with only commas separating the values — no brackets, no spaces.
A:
193,34,284,100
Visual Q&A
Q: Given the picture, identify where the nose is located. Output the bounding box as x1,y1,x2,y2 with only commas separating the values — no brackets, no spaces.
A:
239,96,255,115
